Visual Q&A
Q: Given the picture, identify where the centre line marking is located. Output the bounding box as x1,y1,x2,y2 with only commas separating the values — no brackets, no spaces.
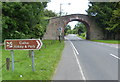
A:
110,54,120,60
70,41,86,80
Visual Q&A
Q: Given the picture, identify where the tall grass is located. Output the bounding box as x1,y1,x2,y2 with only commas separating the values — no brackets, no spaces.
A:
2,40,64,80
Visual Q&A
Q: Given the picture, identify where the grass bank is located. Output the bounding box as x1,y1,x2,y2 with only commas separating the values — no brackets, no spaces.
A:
77,33,86,40
78,35,86,39
2,40,64,80
90,40,120,44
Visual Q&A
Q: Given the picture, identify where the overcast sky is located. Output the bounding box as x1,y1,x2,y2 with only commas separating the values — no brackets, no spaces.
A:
46,0,90,29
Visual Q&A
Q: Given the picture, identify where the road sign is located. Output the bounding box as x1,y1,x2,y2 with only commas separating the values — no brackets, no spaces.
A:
58,27,62,32
4,39,42,50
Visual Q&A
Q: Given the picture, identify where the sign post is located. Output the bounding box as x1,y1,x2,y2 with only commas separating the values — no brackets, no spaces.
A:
4,39,42,72
31,50,35,71
58,27,63,42
11,50,14,71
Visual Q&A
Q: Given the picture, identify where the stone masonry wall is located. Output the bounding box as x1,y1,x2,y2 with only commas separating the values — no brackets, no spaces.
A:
43,14,104,40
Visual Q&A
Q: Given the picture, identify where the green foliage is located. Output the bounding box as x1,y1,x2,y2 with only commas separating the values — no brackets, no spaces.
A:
78,32,86,39
64,25,72,35
2,2,48,41
108,2,120,32
75,23,87,39
86,2,117,29
74,22,86,35
44,9,57,17
65,22,87,35
0,2,2,43
86,2,120,39
32,24,44,38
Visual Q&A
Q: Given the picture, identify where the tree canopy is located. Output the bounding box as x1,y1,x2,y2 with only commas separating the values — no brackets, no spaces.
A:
44,9,57,17
86,2,120,39
2,2,57,41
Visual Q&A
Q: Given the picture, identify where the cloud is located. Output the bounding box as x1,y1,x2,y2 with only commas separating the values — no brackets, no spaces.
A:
47,0,89,15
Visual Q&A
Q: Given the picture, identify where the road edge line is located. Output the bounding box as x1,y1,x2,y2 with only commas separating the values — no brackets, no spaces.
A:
70,41,86,80
70,41,79,55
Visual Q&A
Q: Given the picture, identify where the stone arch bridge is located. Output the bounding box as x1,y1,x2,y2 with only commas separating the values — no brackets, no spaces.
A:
43,14,104,40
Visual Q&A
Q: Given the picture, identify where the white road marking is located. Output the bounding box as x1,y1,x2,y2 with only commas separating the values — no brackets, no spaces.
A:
110,54,120,60
70,41,79,55
70,41,86,80
65,37,79,55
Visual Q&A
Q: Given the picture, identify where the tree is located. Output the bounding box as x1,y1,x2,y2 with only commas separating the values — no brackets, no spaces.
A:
2,2,48,41
86,2,116,29
44,9,57,17
64,25,72,35
108,2,120,32
73,22,86,35
86,2,119,39
0,2,2,43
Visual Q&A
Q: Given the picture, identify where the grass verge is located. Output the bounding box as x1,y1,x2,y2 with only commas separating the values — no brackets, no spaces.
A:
2,40,64,80
78,36,86,39
77,34,86,39
90,40,120,44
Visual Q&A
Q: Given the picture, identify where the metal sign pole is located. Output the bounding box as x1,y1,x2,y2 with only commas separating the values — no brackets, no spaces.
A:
31,50,35,71
11,50,14,71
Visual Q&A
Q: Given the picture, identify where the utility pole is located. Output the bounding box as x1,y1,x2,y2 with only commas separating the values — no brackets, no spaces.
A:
59,3,71,42
60,3,62,16
59,3,71,16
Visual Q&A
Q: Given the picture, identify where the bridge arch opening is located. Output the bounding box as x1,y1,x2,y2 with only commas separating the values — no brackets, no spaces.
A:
64,19,90,40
